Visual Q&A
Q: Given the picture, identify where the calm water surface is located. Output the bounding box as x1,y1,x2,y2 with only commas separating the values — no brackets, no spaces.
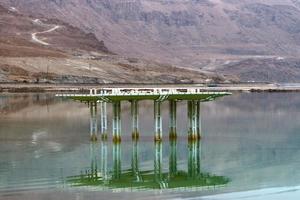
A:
0,92,300,199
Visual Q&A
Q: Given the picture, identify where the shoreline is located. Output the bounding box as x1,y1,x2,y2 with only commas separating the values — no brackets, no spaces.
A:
1,83,300,93
200,185,300,200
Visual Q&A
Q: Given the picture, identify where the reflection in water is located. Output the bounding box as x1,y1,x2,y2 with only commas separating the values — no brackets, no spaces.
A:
101,140,108,182
113,143,121,179
169,140,177,177
68,139,229,190
69,98,229,190
188,141,200,178
4,93,300,196
132,141,141,182
154,142,163,185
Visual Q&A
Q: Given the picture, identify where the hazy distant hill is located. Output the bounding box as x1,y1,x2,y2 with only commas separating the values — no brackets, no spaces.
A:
1,0,300,82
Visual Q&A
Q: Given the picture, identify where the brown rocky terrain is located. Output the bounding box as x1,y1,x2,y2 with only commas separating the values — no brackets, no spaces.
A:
0,4,225,84
217,57,300,83
1,0,300,83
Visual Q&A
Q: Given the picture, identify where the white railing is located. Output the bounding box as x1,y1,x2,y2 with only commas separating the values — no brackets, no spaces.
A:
56,90,229,98
86,88,207,96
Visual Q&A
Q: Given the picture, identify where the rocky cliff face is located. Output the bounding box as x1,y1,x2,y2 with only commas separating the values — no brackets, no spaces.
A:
2,0,300,82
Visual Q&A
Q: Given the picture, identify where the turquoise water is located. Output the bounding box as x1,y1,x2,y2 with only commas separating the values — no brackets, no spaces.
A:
0,92,300,199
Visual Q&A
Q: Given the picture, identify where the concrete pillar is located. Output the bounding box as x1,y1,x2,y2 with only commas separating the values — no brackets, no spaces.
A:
169,140,177,177
90,88,97,95
196,101,201,140
100,101,108,140
101,140,108,181
131,100,139,140
113,143,121,179
154,101,162,142
169,100,177,140
187,101,192,134
90,102,98,141
192,101,198,138
188,101,198,141
112,101,121,143
187,101,194,141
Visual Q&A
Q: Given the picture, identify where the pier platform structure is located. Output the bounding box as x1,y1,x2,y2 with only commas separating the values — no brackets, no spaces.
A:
56,87,231,142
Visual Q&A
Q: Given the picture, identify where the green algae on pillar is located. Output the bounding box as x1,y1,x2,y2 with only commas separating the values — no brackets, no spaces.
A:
169,100,177,140
196,101,201,140
131,100,139,140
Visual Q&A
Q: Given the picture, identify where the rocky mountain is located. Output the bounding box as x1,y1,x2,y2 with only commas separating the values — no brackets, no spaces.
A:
1,0,300,82
0,4,223,84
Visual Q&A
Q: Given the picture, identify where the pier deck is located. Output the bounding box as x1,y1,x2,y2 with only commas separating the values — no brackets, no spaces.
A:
56,88,231,102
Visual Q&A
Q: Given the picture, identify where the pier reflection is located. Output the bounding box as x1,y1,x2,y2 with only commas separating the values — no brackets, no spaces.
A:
74,99,230,191
68,138,229,190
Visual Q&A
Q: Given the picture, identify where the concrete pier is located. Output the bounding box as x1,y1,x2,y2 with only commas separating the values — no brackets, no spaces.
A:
154,101,162,142
112,101,121,143
89,102,98,141
131,100,139,140
169,100,177,140
58,87,230,142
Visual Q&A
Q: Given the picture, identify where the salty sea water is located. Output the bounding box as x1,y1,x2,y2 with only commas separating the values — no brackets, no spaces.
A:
0,92,300,200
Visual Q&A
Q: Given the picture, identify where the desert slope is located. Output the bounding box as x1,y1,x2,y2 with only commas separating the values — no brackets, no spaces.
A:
1,1,300,57
0,4,224,84
2,0,300,82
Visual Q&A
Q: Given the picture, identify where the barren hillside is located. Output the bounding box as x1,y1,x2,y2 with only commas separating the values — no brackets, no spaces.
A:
1,0,300,82
0,4,225,84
